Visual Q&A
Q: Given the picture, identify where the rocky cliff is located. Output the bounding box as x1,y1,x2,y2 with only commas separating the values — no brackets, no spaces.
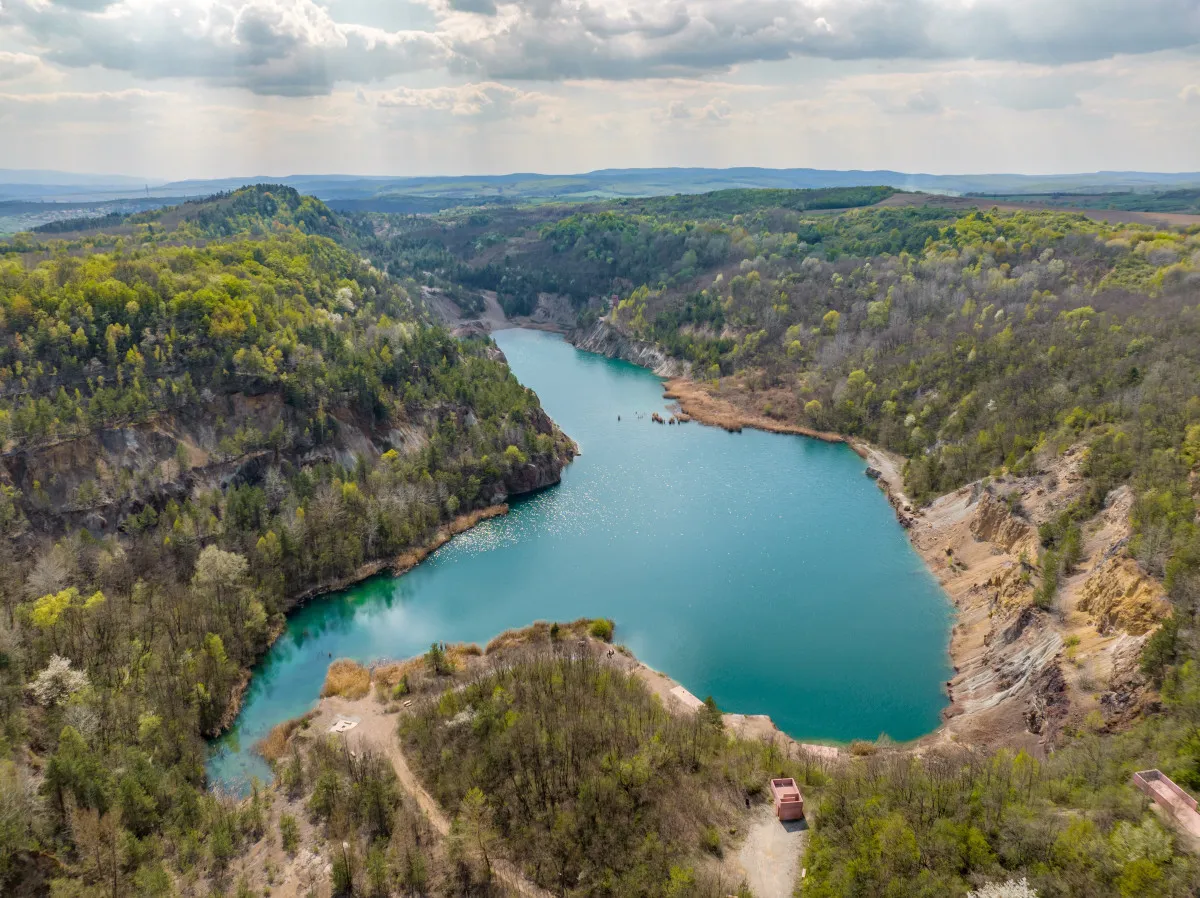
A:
2,390,575,542
571,320,690,378
910,456,1168,753
495,405,576,502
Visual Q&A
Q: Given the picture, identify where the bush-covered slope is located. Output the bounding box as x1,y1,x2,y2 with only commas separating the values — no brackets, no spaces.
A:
28,184,345,240
401,650,799,898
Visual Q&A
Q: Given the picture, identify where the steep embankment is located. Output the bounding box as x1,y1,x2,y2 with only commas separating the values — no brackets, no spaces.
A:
423,287,577,338
2,389,572,542
571,320,690,377
674,376,1170,751
866,453,1168,751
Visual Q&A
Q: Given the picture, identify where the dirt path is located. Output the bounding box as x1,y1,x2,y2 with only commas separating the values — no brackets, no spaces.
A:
730,806,807,898
316,695,555,898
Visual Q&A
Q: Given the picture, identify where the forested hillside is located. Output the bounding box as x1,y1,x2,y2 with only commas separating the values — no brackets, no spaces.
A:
338,187,900,318
0,186,574,895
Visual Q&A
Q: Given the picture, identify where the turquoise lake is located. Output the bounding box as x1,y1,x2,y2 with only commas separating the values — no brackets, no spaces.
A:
209,328,952,789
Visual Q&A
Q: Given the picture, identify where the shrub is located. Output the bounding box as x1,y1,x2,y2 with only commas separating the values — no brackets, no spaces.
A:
280,814,299,854
589,618,614,642
426,643,452,675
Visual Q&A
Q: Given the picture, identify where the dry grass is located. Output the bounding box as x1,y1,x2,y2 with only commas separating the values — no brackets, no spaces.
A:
484,618,600,654
373,659,423,689
663,377,847,442
321,660,371,700
256,712,315,763
366,643,484,697
452,642,483,660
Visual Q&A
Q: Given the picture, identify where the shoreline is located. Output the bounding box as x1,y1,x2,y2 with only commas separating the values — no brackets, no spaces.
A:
609,360,1045,750
653,369,1156,754
288,504,510,608
216,324,1109,766
662,376,916,520
654,374,1022,747
209,503,518,741
301,624,848,771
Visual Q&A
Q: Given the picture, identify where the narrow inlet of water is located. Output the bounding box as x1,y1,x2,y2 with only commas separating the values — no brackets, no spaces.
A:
208,328,952,789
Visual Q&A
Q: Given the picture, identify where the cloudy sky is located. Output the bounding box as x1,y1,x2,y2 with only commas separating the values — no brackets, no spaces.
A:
1,0,1199,179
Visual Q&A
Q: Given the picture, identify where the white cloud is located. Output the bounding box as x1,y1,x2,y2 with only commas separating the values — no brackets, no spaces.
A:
3,0,448,96
904,89,942,114
0,0,1197,175
0,50,44,81
653,96,734,124
2,0,1198,95
371,81,544,117
436,0,1200,81
849,64,1103,117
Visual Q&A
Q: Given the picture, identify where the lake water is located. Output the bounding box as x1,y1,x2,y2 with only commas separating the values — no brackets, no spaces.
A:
208,328,952,789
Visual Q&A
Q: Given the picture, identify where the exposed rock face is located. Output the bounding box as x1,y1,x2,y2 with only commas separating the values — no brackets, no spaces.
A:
983,564,1039,619
4,389,576,540
495,405,576,503
499,458,566,501
1025,661,1070,739
970,491,1034,554
571,321,690,378
528,293,577,331
1077,555,1169,636
1100,667,1160,730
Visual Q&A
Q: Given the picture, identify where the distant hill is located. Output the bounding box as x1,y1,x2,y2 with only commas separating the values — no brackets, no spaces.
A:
7,167,1200,210
970,187,1200,215
30,184,345,239
157,168,1200,207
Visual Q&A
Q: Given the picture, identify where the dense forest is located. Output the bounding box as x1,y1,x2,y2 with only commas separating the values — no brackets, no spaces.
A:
336,187,901,318
971,190,1200,216
0,186,573,896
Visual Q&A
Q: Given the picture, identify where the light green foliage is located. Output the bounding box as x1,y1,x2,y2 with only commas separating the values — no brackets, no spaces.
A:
29,589,76,630
279,813,299,854
588,618,614,641
803,745,1199,896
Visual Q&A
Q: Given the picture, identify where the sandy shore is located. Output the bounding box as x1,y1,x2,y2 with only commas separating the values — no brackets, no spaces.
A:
663,378,849,443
